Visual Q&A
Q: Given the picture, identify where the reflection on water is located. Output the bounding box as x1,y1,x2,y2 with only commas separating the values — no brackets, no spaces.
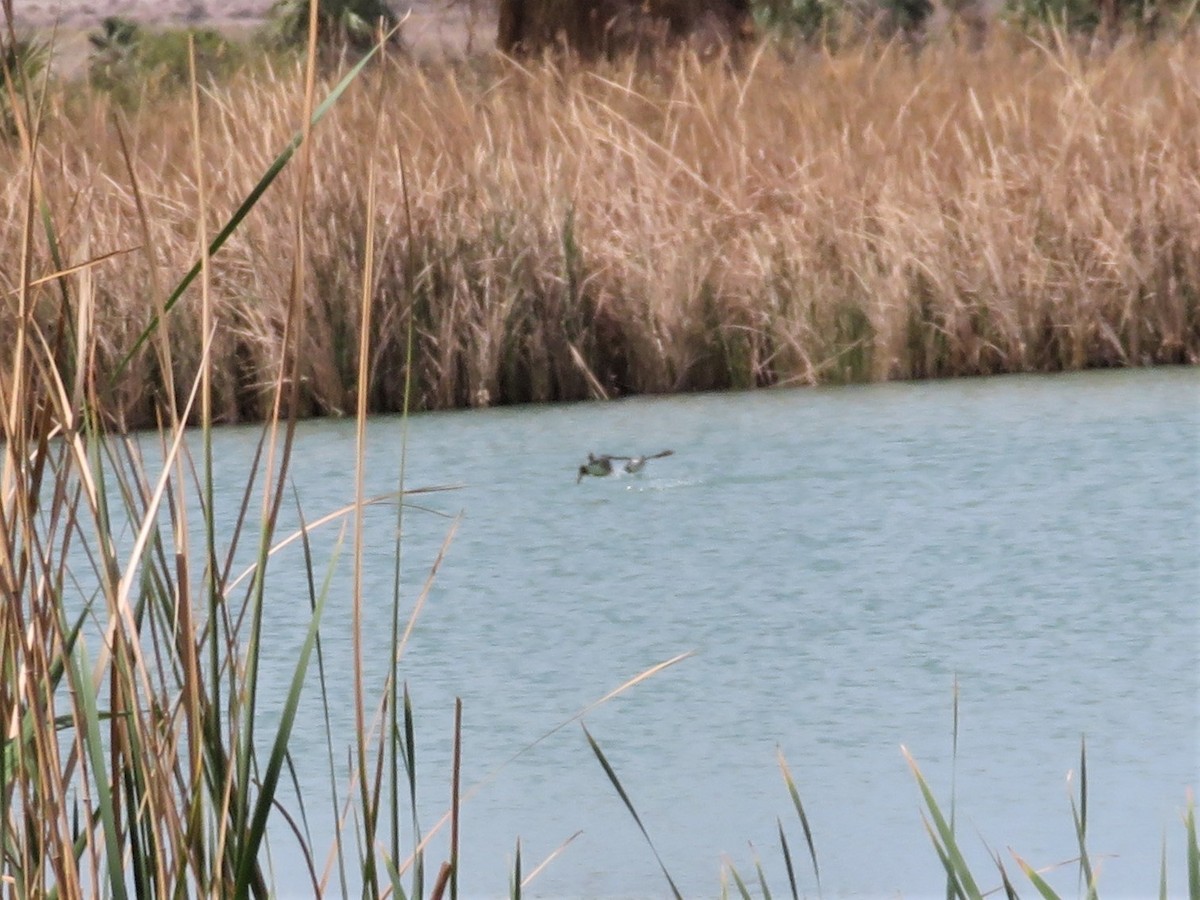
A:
208,368,1197,898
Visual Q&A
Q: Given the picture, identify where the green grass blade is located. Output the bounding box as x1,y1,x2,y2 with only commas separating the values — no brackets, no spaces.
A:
777,818,800,900
902,747,982,900
1186,792,1198,900
752,845,773,900
919,812,968,900
947,676,959,900
727,860,753,900
403,683,425,900
988,846,1020,900
69,645,129,900
232,568,330,896
1079,735,1087,845
510,838,521,900
383,852,411,900
581,724,683,900
1159,827,1168,900
1013,851,1064,900
1069,737,1096,899
450,698,462,900
296,499,350,899
776,748,820,891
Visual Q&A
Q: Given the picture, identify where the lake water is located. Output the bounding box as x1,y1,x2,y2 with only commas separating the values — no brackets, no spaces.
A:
207,367,1197,899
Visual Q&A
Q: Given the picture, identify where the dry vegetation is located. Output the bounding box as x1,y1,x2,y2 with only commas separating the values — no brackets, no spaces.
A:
2,33,1198,426
2,20,1199,897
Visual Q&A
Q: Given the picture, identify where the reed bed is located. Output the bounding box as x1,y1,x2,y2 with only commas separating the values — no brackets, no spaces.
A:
1,31,1197,425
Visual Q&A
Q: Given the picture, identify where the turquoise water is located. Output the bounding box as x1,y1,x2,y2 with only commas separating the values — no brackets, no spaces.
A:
215,367,1197,898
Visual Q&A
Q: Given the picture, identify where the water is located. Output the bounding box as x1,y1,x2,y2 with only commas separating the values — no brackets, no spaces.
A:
204,367,1197,898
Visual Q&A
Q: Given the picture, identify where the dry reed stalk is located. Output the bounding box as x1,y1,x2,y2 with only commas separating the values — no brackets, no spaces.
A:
1,34,1197,426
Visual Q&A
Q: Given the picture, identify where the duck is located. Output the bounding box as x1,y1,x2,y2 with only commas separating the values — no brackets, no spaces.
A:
576,453,617,483
618,450,674,473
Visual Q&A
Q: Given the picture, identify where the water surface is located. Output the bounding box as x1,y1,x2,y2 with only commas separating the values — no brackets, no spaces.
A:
217,368,1198,898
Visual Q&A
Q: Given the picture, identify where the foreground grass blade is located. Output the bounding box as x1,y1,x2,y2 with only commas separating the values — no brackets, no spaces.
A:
1069,737,1097,899
919,811,969,900
776,748,820,892
581,724,683,900
727,860,753,900
903,747,983,900
947,677,959,900
233,569,330,896
1159,827,1168,900
1013,850,1064,900
510,838,521,900
1186,791,1198,900
69,645,129,900
450,698,462,900
752,845,773,900
777,818,799,900
988,846,1020,900
403,683,425,900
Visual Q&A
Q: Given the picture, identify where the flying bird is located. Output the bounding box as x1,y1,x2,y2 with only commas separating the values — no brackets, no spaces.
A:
577,453,617,483
618,450,674,473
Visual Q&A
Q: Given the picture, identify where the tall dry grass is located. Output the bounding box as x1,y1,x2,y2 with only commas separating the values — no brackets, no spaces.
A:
1,16,688,894
2,31,1198,426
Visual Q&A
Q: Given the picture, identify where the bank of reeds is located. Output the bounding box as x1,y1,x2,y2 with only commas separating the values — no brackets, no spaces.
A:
2,31,1198,425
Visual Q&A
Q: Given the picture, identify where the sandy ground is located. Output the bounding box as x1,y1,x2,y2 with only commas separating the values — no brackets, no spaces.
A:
11,0,497,72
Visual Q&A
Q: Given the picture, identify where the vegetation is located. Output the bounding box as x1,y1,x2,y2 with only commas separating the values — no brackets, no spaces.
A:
87,16,253,99
0,5,1197,896
755,0,1196,38
0,33,47,135
267,0,403,52
2,26,1198,425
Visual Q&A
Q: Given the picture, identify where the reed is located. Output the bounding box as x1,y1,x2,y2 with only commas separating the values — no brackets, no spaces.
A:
2,29,1198,426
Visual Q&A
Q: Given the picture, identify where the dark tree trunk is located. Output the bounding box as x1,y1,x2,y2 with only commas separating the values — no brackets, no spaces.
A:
495,0,755,58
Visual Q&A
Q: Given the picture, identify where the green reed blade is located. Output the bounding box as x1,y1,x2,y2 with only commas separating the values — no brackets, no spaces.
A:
1186,793,1198,900
1069,737,1096,899
403,683,425,900
776,748,820,891
777,818,799,900
296,496,350,898
1159,827,1168,900
450,698,462,900
752,846,773,900
510,838,521,900
383,851,411,900
988,846,1019,900
919,812,966,900
70,646,129,900
233,571,329,896
581,724,683,900
947,676,959,900
903,748,982,900
1079,736,1087,845
1013,851,1064,900
728,860,753,900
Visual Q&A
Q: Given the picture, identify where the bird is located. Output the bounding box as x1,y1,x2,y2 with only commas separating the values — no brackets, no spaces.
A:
618,450,674,473
577,453,617,483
